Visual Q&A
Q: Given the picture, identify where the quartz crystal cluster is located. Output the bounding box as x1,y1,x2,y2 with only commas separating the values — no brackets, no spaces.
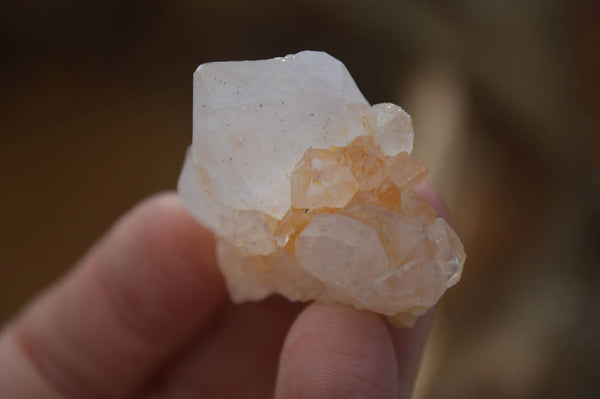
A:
178,51,465,327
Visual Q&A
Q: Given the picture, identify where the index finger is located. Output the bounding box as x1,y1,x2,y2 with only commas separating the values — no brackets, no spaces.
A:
0,192,225,398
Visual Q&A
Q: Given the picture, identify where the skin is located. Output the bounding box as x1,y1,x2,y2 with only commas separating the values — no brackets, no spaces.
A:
0,184,445,399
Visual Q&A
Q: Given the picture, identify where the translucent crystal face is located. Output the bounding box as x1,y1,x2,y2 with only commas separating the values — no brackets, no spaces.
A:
290,148,358,209
178,51,465,327
192,51,369,219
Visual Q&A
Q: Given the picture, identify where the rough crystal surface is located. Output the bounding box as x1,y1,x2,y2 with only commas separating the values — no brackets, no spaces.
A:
178,51,465,327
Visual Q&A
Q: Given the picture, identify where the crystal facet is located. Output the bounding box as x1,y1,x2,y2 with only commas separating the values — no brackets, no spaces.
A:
178,51,466,327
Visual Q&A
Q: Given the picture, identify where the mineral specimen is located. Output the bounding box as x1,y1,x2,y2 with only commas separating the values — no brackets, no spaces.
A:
178,51,465,327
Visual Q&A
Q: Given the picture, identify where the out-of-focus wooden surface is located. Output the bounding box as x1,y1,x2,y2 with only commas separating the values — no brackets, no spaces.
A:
1,1,598,398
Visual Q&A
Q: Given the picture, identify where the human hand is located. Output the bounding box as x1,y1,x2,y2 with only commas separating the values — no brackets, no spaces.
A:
0,186,444,398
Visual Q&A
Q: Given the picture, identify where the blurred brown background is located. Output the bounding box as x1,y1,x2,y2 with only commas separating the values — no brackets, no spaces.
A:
1,1,599,398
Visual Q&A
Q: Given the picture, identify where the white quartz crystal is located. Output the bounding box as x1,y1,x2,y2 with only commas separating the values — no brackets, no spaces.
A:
178,51,465,327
